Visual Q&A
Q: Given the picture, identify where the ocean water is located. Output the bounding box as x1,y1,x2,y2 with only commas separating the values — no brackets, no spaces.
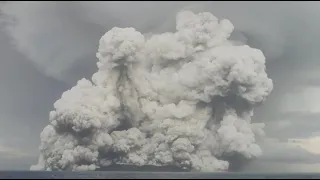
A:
1,171,320,179
2,164,320,179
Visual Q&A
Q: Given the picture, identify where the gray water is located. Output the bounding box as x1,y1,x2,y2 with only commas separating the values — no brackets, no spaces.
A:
1,171,320,179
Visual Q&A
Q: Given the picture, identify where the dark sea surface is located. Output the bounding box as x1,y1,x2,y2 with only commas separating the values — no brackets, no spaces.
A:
1,164,320,179
2,171,320,179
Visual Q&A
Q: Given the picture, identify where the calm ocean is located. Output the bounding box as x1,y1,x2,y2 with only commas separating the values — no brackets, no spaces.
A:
1,171,320,179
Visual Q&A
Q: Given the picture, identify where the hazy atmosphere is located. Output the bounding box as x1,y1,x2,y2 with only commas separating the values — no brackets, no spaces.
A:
0,1,320,172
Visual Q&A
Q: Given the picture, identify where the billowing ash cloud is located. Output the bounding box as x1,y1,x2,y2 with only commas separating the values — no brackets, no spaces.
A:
30,11,273,172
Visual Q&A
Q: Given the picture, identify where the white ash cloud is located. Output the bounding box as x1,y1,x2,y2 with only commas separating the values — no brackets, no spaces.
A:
30,11,273,172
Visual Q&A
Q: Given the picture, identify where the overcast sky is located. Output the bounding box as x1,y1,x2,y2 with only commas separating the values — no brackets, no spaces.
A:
1,1,320,172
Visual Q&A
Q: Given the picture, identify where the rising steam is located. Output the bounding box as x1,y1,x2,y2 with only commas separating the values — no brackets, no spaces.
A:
30,11,273,172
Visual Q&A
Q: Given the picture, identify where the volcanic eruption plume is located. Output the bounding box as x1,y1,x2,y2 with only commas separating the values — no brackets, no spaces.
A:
30,10,273,172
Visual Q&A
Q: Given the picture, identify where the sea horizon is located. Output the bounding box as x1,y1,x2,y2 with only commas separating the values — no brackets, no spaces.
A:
2,171,320,179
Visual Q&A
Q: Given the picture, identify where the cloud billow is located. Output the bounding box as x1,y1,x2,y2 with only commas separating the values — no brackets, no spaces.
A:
29,11,273,172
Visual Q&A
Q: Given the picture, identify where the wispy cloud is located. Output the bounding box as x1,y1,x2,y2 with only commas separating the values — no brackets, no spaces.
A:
288,136,320,155
0,143,31,159
258,138,320,164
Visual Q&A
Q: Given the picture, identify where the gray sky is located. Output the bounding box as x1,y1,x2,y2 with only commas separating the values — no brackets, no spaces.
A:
1,1,320,172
